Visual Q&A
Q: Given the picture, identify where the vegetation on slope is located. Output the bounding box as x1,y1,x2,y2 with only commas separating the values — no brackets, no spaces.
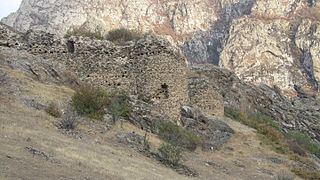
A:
71,85,130,121
224,107,320,179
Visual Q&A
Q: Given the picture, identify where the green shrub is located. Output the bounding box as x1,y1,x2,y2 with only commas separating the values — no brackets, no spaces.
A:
71,85,108,120
46,102,62,118
65,27,104,40
286,131,320,158
106,28,142,44
71,86,131,121
157,121,201,151
158,143,183,166
107,92,130,122
225,108,283,141
224,107,246,121
225,107,290,153
248,113,281,131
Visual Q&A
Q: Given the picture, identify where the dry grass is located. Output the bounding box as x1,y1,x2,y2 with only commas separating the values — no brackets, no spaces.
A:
291,168,320,179
45,102,62,118
65,27,104,40
106,28,142,44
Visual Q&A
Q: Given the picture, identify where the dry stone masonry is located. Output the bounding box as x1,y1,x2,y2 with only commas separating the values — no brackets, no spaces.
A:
0,23,191,121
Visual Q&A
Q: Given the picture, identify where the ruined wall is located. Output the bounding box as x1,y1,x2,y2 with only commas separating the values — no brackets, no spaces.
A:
131,38,188,121
188,77,224,117
0,23,190,121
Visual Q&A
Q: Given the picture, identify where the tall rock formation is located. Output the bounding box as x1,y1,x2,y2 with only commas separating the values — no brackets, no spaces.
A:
1,0,218,41
220,0,320,95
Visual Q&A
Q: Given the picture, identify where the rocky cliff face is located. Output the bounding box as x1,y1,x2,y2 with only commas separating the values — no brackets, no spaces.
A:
220,0,320,95
2,0,218,40
2,0,320,96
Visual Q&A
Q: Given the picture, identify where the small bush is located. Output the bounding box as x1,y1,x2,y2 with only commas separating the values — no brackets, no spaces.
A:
71,85,108,120
71,85,131,121
158,143,183,166
58,110,79,130
158,121,201,151
108,92,130,122
225,108,284,142
257,123,284,143
65,27,104,40
275,171,294,180
225,107,291,153
106,28,142,44
248,113,281,130
46,102,62,118
224,107,246,121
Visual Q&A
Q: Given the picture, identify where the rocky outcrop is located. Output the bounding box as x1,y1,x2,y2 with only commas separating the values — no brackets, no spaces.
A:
181,106,234,150
182,0,256,65
220,18,310,95
295,19,320,88
191,65,320,142
1,0,218,40
220,1,320,95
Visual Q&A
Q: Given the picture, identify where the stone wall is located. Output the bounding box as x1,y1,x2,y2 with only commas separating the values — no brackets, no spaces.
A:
131,38,188,121
188,77,224,117
0,23,190,121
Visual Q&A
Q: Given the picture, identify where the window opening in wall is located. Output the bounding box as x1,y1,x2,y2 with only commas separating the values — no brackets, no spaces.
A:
161,83,169,99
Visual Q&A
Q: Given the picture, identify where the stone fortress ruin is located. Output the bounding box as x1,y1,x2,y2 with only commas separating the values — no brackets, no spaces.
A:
1,22,320,141
0,23,222,122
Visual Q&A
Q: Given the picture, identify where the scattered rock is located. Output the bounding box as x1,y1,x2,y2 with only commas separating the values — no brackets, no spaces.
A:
181,106,234,150
25,146,50,161
267,157,284,164
116,132,147,152
191,65,320,142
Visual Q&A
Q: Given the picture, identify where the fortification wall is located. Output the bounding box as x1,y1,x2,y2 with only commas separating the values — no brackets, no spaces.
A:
0,22,218,121
188,77,224,117
0,23,189,120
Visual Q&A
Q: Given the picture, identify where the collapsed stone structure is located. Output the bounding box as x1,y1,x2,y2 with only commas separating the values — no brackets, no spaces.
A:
0,23,194,121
